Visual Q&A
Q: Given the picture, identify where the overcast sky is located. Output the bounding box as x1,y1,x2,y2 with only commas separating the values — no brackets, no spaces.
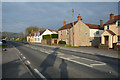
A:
2,2,118,33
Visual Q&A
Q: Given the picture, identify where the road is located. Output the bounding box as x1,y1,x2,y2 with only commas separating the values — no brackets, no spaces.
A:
9,41,119,78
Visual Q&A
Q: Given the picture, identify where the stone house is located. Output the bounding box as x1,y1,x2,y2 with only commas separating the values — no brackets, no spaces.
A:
58,14,104,47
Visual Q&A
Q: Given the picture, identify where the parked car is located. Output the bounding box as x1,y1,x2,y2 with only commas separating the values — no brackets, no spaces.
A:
0,40,2,45
2,39,6,44
22,40,29,44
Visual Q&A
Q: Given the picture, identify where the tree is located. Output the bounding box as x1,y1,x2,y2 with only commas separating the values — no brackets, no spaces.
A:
2,36,6,39
25,26,39,36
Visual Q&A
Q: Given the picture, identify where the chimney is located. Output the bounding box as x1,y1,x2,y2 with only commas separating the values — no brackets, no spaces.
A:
110,13,114,20
100,20,103,27
64,19,66,25
77,14,81,21
38,29,40,31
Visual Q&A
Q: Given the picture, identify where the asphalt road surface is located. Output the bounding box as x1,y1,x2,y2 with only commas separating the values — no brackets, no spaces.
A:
9,41,119,79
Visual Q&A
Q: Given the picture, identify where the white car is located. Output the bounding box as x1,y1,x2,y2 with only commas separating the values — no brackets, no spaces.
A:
0,39,2,45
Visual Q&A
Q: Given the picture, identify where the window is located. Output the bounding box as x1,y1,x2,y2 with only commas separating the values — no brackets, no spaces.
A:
66,29,69,35
96,31,99,34
90,40,92,42
118,21,120,26
34,33,36,36
37,32,39,36
118,36,120,42
60,31,62,35
107,25,109,30
85,31,88,35
66,39,69,44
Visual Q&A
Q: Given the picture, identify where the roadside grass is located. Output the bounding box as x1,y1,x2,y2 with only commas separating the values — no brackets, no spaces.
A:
0,45,7,51
0,45,7,48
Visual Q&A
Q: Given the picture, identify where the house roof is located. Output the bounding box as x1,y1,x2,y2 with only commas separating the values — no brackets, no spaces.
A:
58,21,103,31
29,29,46,36
29,29,58,36
84,23,103,30
48,29,58,33
106,30,116,35
104,15,120,26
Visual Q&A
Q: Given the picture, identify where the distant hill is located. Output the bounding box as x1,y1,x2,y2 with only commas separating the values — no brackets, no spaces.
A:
0,32,22,38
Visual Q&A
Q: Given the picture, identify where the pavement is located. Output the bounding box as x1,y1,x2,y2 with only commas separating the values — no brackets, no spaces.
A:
32,43,119,59
2,43,33,78
9,41,119,78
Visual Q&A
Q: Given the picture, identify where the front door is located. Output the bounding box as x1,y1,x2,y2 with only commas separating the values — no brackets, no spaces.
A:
54,40,57,44
104,36,109,46
28,38,30,42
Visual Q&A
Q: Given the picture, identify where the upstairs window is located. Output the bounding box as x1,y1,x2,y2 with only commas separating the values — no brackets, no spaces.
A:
34,33,36,36
118,21,120,26
66,29,69,35
96,31,99,34
37,32,40,36
107,25,109,30
118,36,120,42
60,31,62,35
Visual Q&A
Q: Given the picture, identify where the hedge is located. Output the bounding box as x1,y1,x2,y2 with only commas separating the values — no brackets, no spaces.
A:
43,34,58,39
43,35,51,39
58,41,66,44
51,34,58,38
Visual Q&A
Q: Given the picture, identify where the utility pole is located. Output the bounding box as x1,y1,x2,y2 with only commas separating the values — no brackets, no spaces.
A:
72,9,74,47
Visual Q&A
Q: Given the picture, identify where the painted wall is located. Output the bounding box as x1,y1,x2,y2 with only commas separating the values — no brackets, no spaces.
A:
35,29,58,43
90,29,104,37
101,20,120,48
101,31,113,48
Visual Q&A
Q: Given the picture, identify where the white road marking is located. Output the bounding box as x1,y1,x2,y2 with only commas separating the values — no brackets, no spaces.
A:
60,57,93,68
34,69,46,79
25,44,106,67
90,63,106,66
23,56,26,59
77,56,105,64
27,60,31,64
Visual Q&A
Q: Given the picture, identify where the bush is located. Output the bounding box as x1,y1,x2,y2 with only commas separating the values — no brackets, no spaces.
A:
51,34,58,38
43,35,51,39
58,41,66,44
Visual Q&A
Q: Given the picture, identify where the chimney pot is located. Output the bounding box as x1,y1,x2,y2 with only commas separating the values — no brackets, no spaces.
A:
64,19,66,25
110,13,114,20
78,14,81,21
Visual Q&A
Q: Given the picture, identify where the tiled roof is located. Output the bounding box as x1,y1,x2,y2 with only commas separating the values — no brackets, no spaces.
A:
48,29,58,33
29,29,46,36
84,23,103,30
58,21,78,31
106,30,116,35
104,15,120,26
58,21,103,31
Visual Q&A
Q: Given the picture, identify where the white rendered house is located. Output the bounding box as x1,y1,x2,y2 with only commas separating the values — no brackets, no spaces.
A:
34,29,58,43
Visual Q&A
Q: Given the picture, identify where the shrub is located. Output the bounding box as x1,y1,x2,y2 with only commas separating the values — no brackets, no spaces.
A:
51,34,58,38
43,35,51,39
58,41,66,44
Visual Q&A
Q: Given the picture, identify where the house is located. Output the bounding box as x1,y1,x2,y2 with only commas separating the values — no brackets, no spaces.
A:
58,14,104,47
27,30,36,43
27,29,58,43
101,13,120,48
41,29,58,44
34,29,46,43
